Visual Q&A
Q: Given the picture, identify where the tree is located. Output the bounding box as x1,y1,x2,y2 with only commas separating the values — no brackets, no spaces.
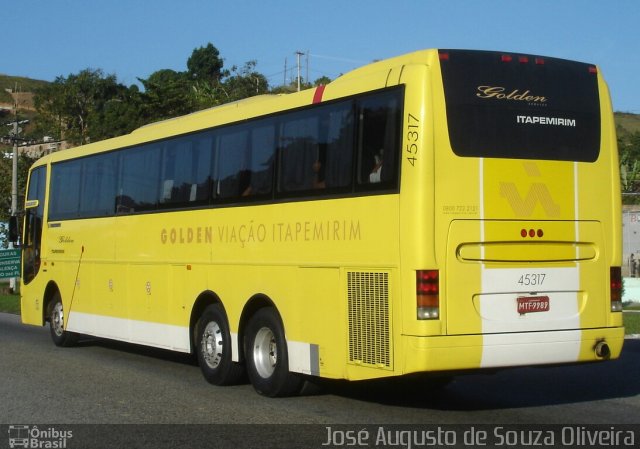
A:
189,57,270,110
313,76,332,86
222,61,269,102
34,69,140,145
33,80,67,141
138,69,195,122
620,131,640,204
89,84,145,140
187,43,225,84
32,43,272,142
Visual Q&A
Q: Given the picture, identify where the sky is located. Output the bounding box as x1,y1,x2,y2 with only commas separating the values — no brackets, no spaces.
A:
2,0,639,113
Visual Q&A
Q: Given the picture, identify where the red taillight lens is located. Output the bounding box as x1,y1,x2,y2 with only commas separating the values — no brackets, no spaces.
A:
610,267,622,312
417,270,439,320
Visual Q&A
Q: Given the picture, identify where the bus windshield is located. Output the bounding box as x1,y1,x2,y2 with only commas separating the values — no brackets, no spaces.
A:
439,49,601,162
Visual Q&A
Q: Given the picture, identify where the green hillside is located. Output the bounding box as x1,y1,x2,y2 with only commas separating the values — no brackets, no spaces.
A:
615,112,640,137
0,74,49,106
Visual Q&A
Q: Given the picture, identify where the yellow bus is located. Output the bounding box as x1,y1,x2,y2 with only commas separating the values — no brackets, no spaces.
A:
13,49,623,396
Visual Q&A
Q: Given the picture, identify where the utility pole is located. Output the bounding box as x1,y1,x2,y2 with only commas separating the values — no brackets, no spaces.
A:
283,57,288,87
11,104,18,219
295,51,304,92
10,93,19,292
306,51,309,87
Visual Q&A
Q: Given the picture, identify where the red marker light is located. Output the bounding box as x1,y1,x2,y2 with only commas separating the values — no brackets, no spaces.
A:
589,66,598,74
518,56,529,64
439,52,450,61
501,55,513,63
535,57,545,65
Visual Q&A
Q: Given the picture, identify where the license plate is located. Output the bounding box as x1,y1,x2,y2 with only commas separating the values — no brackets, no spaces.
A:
517,295,550,314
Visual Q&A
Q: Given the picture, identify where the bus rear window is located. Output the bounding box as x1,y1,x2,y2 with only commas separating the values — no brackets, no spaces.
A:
439,50,601,162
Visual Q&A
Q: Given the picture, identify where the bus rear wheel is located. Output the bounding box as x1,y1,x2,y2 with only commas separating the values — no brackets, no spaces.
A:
195,304,244,385
245,307,303,397
48,292,77,347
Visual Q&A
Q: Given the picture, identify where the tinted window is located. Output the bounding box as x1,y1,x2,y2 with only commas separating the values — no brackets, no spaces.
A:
45,87,404,221
118,144,161,213
278,101,354,194
27,166,46,215
357,90,401,188
80,152,118,217
23,166,46,284
214,126,252,200
440,50,600,162
161,133,213,207
50,160,82,220
247,122,276,196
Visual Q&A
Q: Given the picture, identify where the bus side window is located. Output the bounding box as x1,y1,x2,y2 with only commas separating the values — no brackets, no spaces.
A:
247,122,276,196
357,90,401,189
118,144,161,213
278,101,353,195
160,133,213,207
80,152,118,217
278,113,320,193
214,126,251,200
321,102,354,190
49,160,82,220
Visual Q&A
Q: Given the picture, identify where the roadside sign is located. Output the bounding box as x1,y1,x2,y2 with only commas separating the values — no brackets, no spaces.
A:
0,249,21,279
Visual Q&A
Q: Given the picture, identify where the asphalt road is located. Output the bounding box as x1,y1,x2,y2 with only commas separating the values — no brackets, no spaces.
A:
1,312,639,447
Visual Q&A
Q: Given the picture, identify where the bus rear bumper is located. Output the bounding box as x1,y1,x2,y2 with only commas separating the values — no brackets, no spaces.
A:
402,327,625,374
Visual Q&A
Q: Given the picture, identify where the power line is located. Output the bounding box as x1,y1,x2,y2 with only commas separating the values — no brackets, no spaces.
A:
308,53,368,65
262,51,369,88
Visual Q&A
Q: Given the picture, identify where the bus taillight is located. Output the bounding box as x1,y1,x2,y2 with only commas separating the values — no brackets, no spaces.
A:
417,270,439,320
610,267,623,312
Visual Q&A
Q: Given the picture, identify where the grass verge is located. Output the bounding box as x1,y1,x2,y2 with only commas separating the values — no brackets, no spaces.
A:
623,312,640,335
0,293,20,314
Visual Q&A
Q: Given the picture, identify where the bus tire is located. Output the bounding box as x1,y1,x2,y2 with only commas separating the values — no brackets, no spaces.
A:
196,304,244,385
49,292,77,347
245,307,303,397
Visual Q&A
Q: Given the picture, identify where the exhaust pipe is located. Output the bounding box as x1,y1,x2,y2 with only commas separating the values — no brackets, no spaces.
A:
594,341,611,359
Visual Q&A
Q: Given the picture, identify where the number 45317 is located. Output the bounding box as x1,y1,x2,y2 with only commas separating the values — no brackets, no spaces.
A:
406,113,419,167
518,273,546,287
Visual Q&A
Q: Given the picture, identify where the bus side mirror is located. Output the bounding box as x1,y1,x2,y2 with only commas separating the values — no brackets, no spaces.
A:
8,215,19,243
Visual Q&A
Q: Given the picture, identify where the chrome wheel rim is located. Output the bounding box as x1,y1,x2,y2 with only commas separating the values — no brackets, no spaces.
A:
253,327,276,378
52,302,64,337
201,321,223,369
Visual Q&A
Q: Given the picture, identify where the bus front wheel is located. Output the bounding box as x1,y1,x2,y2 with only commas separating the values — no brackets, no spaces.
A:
196,304,245,385
245,307,303,397
48,292,77,347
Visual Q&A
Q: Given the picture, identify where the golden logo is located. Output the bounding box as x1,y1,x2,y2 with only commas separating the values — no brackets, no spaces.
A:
499,182,561,217
476,86,547,103
499,162,561,217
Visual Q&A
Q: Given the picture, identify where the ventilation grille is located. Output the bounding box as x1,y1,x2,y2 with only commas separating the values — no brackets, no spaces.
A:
347,271,392,368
